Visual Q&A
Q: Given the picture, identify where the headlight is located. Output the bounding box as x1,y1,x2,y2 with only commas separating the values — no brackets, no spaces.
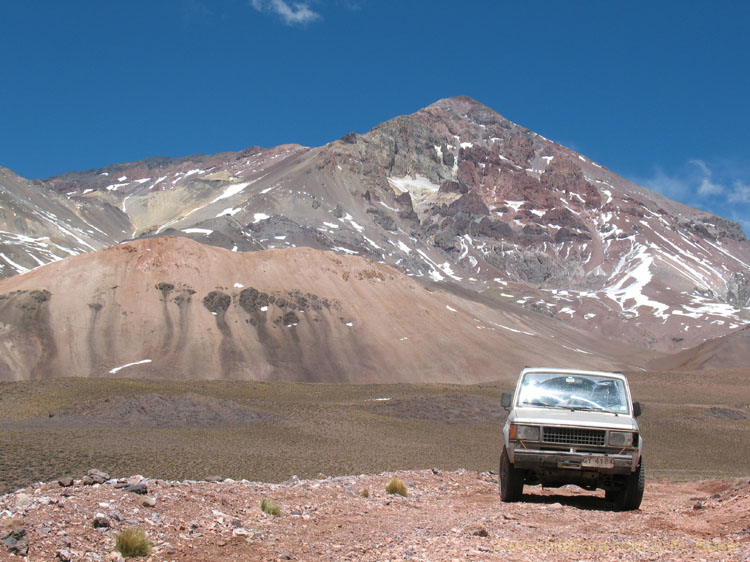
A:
512,424,540,441
609,431,634,447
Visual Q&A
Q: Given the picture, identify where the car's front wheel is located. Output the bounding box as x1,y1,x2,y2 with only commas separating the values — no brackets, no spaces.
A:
614,458,645,511
499,446,523,502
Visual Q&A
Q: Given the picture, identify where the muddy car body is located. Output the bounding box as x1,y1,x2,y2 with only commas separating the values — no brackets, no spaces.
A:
500,367,644,510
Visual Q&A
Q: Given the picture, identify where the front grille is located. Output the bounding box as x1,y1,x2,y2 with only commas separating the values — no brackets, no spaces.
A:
543,427,605,446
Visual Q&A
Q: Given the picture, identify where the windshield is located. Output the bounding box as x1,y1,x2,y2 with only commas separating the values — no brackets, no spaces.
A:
517,372,629,414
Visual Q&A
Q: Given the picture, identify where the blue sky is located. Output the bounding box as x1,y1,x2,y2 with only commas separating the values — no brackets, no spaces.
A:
1,1,748,234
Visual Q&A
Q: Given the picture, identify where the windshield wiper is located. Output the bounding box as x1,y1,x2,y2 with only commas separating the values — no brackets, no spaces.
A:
566,405,618,415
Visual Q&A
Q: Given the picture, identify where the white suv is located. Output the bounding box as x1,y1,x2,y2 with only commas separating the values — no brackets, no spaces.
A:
500,367,644,510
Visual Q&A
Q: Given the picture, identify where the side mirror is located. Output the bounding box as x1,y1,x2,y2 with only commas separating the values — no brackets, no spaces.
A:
632,401,642,418
501,392,512,409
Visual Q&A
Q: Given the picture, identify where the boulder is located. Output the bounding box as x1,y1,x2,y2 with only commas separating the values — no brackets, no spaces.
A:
1,518,28,556
123,483,148,495
83,469,110,485
57,476,74,487
14,493,31,508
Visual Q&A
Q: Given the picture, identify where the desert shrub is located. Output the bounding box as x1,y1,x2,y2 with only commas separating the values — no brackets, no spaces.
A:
260,497,281,516
359,488,370,498
115,527,152,557
385,477,407,497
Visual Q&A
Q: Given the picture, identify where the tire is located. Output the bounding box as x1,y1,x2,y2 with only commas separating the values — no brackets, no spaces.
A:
615,458,645,511
499,446,523,502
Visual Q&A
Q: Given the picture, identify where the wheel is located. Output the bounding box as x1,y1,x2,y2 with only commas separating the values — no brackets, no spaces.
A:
614,458,645,511
604,490,617,502
499,446,523,502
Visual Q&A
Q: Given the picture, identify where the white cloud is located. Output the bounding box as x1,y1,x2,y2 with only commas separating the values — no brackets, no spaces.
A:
633,158,750,238
728,180,750,204
637,159,731,200
250,0,321,25
637,166,690,199
688,159,725,196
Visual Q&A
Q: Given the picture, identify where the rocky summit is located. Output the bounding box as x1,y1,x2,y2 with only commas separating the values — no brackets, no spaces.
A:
0,96,749,381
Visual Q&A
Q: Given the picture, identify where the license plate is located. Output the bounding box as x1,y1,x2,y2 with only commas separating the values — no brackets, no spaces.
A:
581,456,614,468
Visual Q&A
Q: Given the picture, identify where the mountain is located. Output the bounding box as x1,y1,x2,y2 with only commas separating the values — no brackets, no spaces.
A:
0,236,650,382
648,325,750,371
0,166,129,276
0,96,748,374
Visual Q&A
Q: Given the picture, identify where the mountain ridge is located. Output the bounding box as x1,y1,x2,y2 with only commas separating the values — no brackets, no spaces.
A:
0,235,652,382
0,96,748,375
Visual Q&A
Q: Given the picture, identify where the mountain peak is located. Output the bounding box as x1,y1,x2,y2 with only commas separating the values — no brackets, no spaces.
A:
1,98,748,363
428,94,486,109
425,95,509,124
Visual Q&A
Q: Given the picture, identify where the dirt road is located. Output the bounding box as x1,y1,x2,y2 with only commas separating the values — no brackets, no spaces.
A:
1,470,748,561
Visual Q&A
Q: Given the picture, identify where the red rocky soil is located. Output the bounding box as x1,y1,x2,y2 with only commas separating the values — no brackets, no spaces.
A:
1,470,749,561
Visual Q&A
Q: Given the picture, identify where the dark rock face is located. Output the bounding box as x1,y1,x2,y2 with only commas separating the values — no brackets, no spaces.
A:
366,208,397,231
541,208,586,231
439,180,468,194
541,158,601,208
434,229,458,251
522,223,546,237
282,311,299,325
469,217,513,240
203,291,231,315
340,132,358,144
0,289,57,379
486,249,571,287
395,192,418,220
466,104,502,126
439,193,489,217
156,282,174,299
239,288,270,312
727,272,750,307
554,227,591,242
239,287,338,316
696,216,746,241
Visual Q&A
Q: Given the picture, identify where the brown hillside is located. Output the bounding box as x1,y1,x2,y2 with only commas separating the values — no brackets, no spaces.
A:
0,237,650,383
648,325,750,371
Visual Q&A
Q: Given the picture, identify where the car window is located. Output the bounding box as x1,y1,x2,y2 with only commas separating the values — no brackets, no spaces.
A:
517,372,629,413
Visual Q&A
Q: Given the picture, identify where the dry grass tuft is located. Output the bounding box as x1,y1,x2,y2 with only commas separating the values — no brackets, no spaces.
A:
115,527,152,557
359,488,370,498
385,477,407,496
261,497,281,516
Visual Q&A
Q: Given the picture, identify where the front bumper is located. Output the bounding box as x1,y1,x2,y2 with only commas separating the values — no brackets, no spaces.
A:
511,448,637,475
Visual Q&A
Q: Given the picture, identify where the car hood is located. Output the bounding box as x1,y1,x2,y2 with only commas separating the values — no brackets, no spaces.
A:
511,407,638,431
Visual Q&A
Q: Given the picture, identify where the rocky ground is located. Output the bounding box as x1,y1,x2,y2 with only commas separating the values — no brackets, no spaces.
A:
1,470,749,561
